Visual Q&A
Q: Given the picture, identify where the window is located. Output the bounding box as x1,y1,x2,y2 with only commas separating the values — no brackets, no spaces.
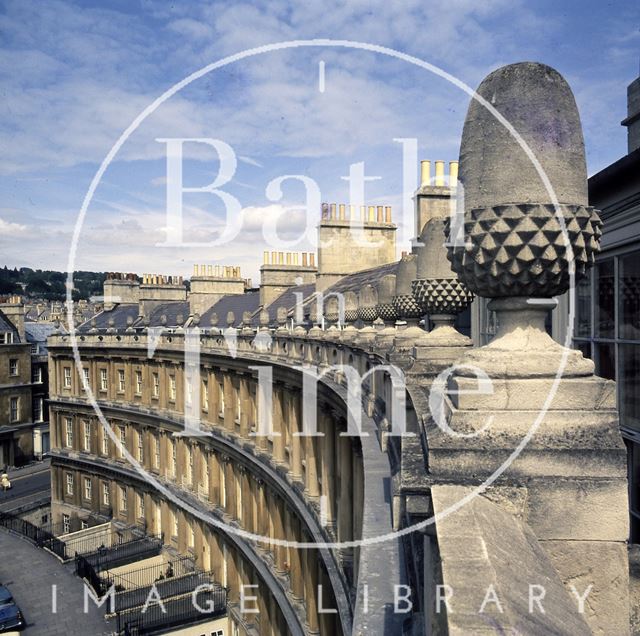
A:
101,428,109,455
102,482,110,506
100,368,108,391
137,493,145,519
9,397,18,423
118,425,126,456
138,433,144,463
118,369,125,393
0,333,13,344
82,367,90,390
63,366,71,388
235,390,241,423
30,343,38,354
218,382,225,417
9,359,18,376
152,373,159,398
169,375,176,401
188,445,194,483
65,417,73,447
83,420,91,452
120,486,127,513
32,367,42,383
188,523,194,549
62,514,70,534
186,379,192,406
202,380,209,412
66,473,74,495
84,477,92,500
33,397,43,422
154,436,160,469
135,370,143,395
172,510,179,537
170,440,176,477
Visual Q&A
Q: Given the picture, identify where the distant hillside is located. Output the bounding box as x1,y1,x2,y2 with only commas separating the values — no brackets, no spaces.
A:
0,266,107,301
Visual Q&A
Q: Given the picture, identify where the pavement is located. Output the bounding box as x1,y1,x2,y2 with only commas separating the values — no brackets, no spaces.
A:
0,529,113,635
0,459,51,513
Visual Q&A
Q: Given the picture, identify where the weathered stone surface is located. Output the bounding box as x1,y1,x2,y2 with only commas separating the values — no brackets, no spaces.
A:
445,203,601,298
448,375,617,411
431,485,592,635
458,62,589,212
543,540,630,636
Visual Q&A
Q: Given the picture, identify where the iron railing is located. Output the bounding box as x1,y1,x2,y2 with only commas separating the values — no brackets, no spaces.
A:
0,510,67,559
115,584,226,635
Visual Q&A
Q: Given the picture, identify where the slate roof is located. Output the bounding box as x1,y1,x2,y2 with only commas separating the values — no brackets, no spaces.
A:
324,261,399,294
78,303,141,332
73,260,401,333
24,322,58,353
146,302,190,327
200,292,261,328
0,309,19,339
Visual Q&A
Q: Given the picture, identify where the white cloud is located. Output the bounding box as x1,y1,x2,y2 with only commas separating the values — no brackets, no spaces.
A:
0,218,27,235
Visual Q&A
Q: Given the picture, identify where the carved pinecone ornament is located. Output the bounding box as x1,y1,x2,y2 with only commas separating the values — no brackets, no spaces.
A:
445,203,601,297
376,303,397,321
357,306,378,322
392,294,422,319
412,278,474,314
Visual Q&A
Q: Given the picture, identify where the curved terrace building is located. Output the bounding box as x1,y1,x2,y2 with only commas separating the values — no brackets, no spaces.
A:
46,63,632,635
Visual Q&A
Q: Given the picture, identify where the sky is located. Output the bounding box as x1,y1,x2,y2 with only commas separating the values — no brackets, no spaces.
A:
0,0,638,284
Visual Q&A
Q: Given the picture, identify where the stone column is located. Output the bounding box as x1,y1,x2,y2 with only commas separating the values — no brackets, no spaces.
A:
304,434,320,499
303,543,320,635
320,413,336,530
272,385,286,465
289,393,303,482
440,61,629,634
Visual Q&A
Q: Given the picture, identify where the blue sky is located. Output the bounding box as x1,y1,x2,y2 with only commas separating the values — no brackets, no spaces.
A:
0,0,638,283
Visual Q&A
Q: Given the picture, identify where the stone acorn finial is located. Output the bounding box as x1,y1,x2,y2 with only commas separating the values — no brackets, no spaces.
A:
357,285,378,324
343,291,358,324
259,309,270,329
276,306,287,326
324,295,341,325
392,254,422,323
176,313,184,327
192,313,200,326
226,311,235,328
209,312,219,328
445,62,601,376
160,314,167,326
412,217,474,343
376,274,398,325
340,291,359,344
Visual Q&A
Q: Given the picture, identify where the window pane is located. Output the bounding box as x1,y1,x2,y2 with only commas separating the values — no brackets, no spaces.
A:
620,344,640,430
575,275,591,337
620,251,640,341
575,341,591,361
594,342,616,381
595,259,615,338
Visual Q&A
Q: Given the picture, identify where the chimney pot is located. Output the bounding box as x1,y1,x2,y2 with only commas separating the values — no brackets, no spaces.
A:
310,253,315,267
449,160,459,187
435,160,445,186
339,203,345,220
385,206,392,223
376,205,383,222
263,251,269,264
330,203,336,220
302,253,308,266
420,160,431,187
367,206,375,222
